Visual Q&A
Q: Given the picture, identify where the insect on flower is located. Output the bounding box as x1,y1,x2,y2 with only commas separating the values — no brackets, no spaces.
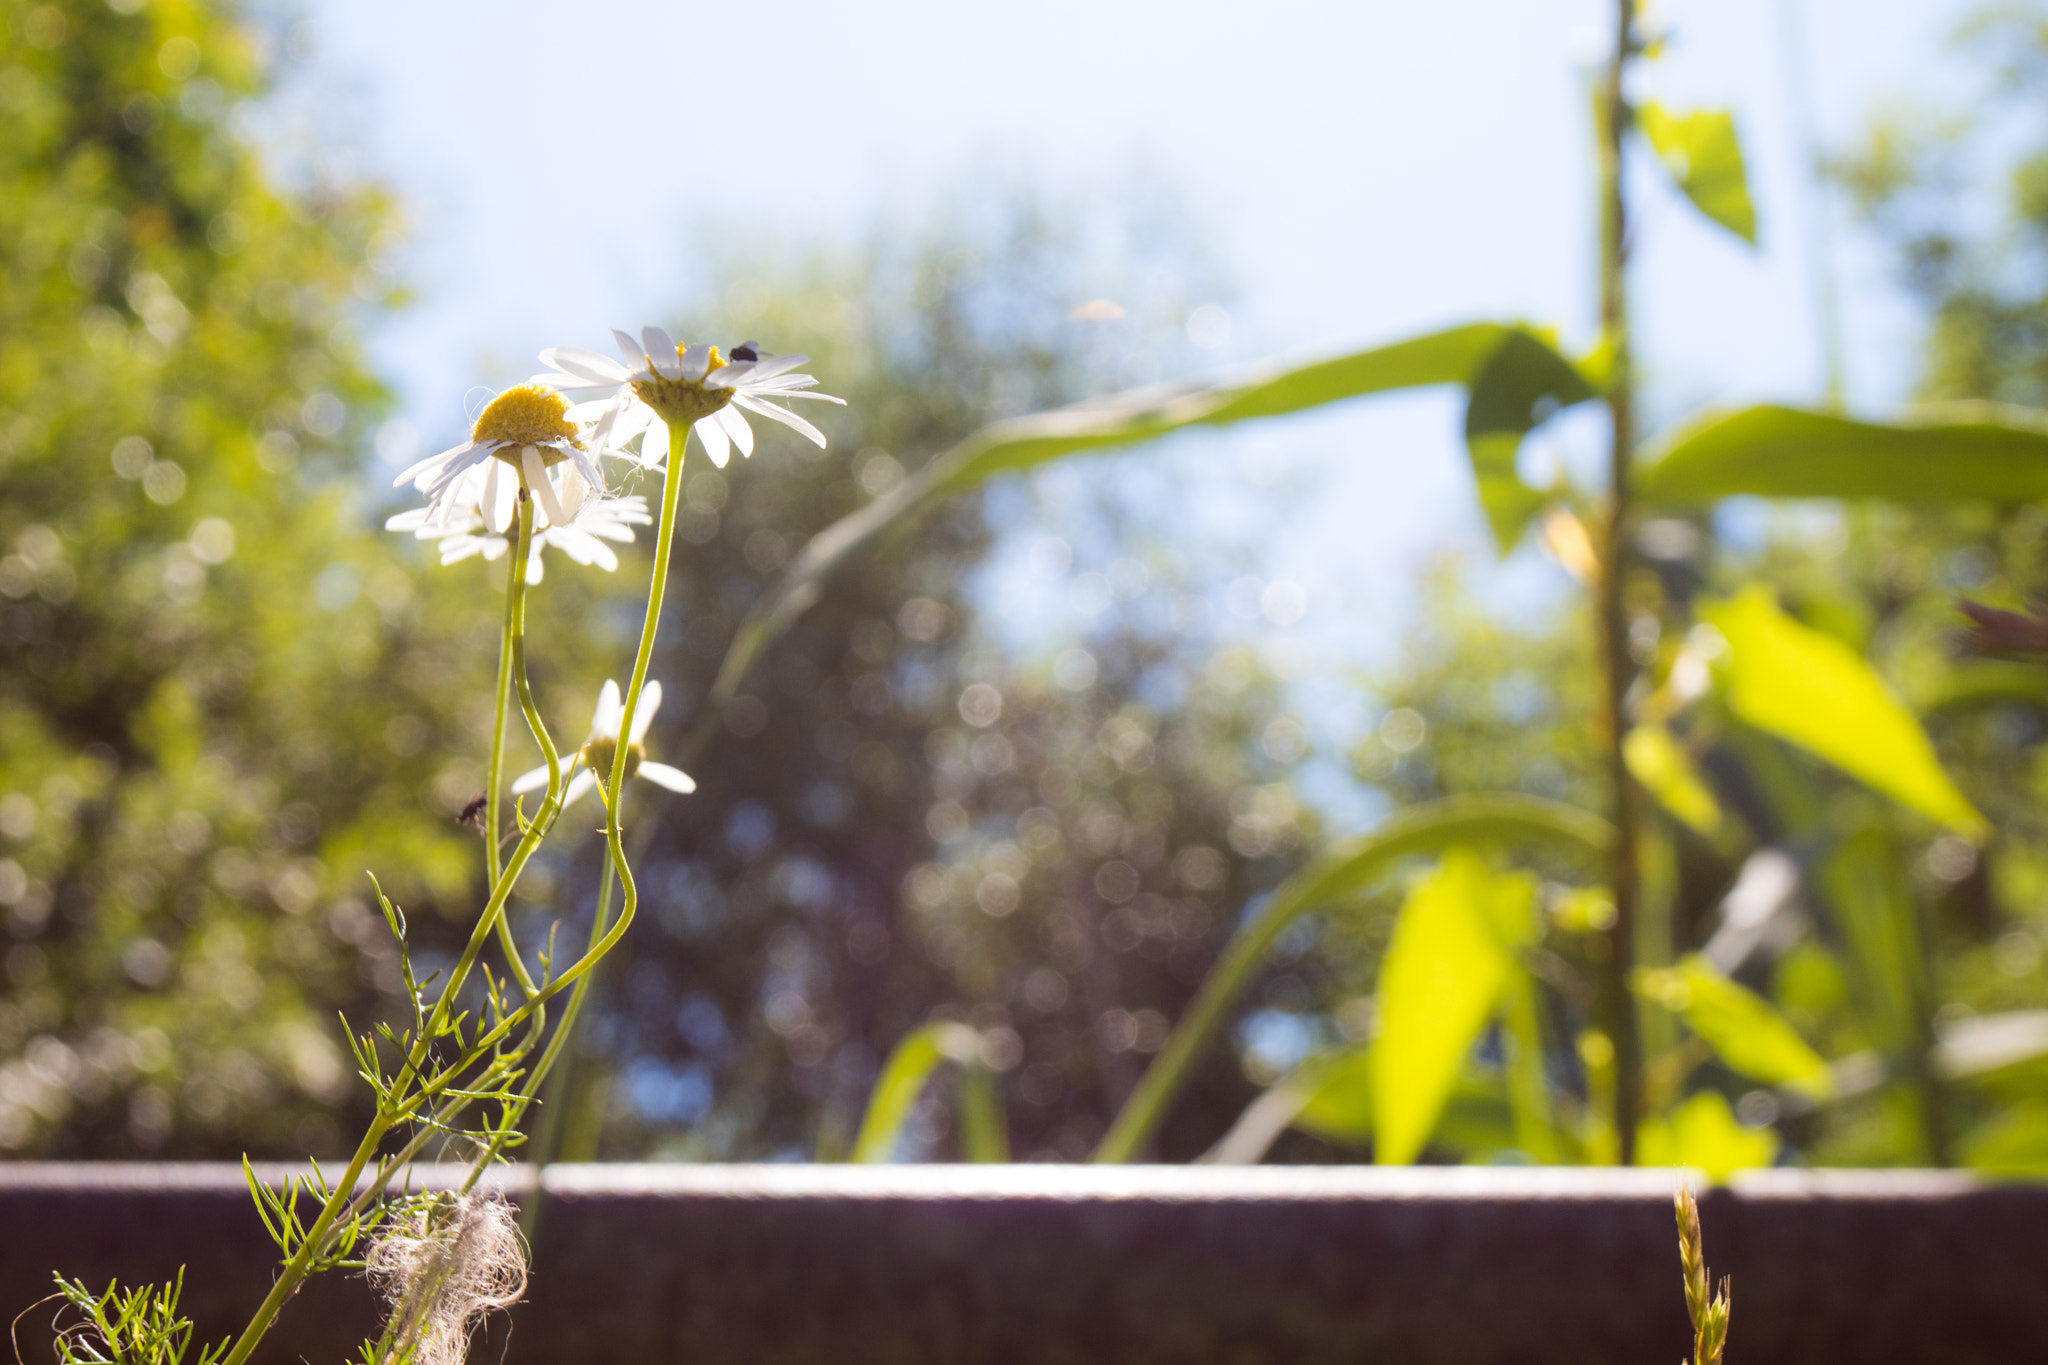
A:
533,327,843,469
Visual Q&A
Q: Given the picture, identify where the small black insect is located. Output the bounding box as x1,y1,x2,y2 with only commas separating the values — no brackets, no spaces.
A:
730,341,760,362
457,795,487,829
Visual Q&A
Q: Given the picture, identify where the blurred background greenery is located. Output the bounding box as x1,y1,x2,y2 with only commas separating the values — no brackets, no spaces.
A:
6,0,2048,1175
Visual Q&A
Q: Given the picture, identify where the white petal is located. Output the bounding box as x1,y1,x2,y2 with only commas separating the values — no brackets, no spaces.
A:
557,465,590,520
638,762,696,794
734,395,828,447
539,347,631,386
715,403,754,457
480,460,511,533
631,680,662,742
419,445,487,498
743,352,809,381
703,360,751,390
523,543,544,584
613,329,647,371
566,443,605,494
547,527,618,570
640,416,671,468
678,343,711,383
608,399,653,443
561,768,597,808
592,679,623,737
565,398,613,423
693,414,730,468
385,507,429,532
510,764,549,795
394,441,470,487
758,387,847,405
643,326,681,379
475,537,507,562
521,444,564,525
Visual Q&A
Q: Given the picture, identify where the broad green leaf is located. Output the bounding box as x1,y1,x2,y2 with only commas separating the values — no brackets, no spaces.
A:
686,327,1594,762
1636,1091,1778,1179
1638,103,1757,244
1623,724,1723,835
1372,850,1536,1165
1463,329,1598,550
1095,793,1612,1162
1636,403,2048,506
1636,954,1832,1096
851,1022,987,1162
1702,587,1986,837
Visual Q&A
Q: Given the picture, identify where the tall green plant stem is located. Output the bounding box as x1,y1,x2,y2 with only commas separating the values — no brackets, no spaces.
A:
1596,0,1645,1165
219,494,567,1365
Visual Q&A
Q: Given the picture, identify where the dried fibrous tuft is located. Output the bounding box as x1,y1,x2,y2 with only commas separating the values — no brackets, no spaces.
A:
365,1193,526,1365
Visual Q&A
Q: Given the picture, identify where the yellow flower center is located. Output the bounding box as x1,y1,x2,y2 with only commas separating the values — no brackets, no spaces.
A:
581,735,643,785
631,343,737,426
472,384,580,466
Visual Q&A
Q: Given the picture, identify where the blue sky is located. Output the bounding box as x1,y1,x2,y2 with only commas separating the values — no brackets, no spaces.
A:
290,0,1988,823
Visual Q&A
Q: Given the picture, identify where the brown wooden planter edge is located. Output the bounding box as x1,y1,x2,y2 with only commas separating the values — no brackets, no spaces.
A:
2,1164,2040,1365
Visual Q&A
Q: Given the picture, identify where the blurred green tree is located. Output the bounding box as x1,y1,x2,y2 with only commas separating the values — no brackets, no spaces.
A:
0,0,493,1157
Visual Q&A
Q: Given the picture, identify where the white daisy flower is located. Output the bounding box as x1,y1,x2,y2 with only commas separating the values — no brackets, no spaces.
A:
532,327,843,470
385,463,650,583
391,382,606,527
510,679,695,808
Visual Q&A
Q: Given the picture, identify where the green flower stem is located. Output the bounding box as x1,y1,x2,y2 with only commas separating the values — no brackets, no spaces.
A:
1595,0,1645,1165
220,493,568,1365
485,536,517,891
489,513,539,997
478,841,619,1209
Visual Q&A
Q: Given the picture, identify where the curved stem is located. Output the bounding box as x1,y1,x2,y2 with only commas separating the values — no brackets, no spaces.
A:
485,840,619,1211
486,541,517,890
220,493,565,1365
489,525,537,996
